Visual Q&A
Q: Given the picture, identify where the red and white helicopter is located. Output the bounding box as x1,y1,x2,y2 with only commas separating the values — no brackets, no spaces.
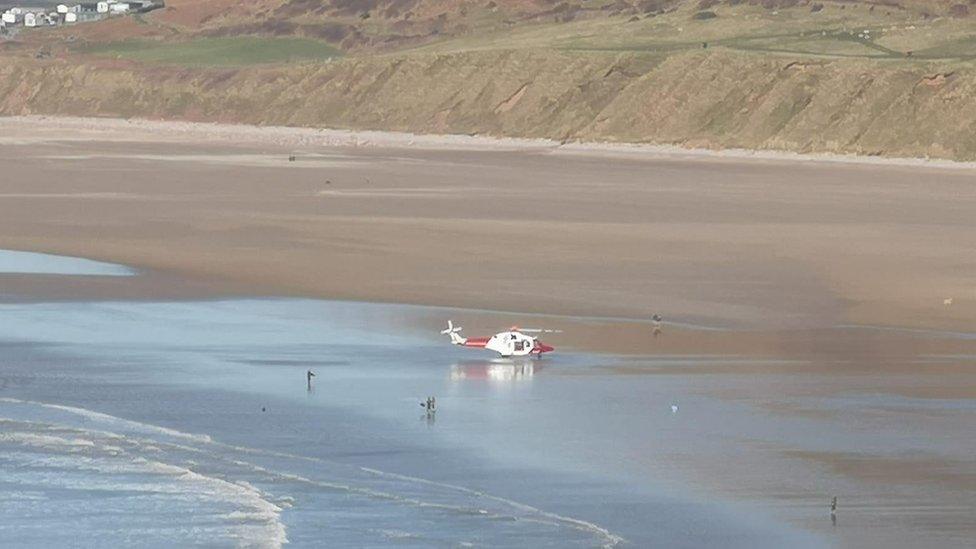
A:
441,320,558,357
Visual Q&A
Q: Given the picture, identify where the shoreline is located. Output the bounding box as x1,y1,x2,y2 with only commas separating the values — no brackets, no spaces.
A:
6,115,976,171
5,247,976,370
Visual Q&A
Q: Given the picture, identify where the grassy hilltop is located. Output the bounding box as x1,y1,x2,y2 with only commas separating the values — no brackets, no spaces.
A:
2,0,976,159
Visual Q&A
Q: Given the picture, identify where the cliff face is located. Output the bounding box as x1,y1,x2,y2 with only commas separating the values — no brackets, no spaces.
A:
2,49,973,160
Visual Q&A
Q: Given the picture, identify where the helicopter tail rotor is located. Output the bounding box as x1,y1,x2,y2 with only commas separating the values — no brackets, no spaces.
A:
441,320,466,345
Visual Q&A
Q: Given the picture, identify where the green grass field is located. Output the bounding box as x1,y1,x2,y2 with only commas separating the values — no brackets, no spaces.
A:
81,37,342,67
410,4,976,64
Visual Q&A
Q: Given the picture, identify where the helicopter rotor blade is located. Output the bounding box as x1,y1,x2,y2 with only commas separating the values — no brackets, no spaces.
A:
440,320,462,334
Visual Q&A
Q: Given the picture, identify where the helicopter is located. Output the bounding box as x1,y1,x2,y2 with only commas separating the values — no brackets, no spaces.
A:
440,320,558,357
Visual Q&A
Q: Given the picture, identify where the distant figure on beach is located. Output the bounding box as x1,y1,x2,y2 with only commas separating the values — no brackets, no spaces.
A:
307,369,316,391
423,398,436,426
671,403,679,414
830,496,837,526
652,314,663,337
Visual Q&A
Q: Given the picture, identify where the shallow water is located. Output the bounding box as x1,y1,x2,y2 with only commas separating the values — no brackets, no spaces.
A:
0,296,818,548
2,253,972,547
0,249,134,277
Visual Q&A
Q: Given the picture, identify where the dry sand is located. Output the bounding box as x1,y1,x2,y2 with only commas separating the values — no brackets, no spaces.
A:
2,116,976,546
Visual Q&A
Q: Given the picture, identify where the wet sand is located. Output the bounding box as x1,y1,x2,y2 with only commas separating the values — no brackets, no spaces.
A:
2,116,976,546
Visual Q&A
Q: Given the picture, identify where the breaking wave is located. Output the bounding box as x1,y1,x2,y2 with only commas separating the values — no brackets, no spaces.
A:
0,398,624,548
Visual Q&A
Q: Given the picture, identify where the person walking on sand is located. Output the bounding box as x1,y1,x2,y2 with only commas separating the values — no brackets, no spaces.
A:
307,369,316,391
652,314,663,337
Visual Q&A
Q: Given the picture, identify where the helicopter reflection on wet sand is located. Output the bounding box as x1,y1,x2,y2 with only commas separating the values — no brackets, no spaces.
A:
450,358,543,382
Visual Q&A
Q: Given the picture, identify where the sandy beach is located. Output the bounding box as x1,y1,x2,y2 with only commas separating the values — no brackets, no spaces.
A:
1,116,975,547
2,116,976,332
